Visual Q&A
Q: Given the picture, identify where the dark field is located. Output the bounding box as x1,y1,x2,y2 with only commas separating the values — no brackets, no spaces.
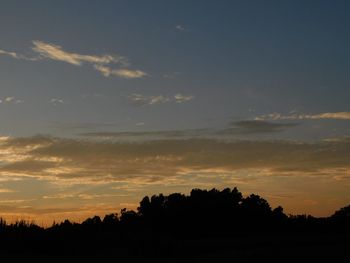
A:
2,234,350,262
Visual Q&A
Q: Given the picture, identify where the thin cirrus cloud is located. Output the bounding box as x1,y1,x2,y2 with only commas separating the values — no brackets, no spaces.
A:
5,97,15,102
0,49,38,61
50,98,64,105
0,41,147,79
129,93,194,106
94,65,147,79
31,41,122,66
175,25,186,31
0,97,23,104
174,94,194,103
256,112,350,121
0,49,21,59
129,94,170,106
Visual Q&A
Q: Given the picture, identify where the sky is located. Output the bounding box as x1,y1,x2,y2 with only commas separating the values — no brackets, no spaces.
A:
0,0,349,224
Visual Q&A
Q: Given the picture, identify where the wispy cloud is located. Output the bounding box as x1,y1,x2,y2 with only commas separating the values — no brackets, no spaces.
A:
174,94,194,103
92,65,111,76
5,97,15,102
32,41,123,66
1,97,23,104
42,192,126,200
94,65,147,79
0,49,39,61
256,112,350,121
129,93,194,106
129,94,170,106
0,41,147,79
50,98,64,105
112,69,147,79
0,49,21,59
175,25,186,31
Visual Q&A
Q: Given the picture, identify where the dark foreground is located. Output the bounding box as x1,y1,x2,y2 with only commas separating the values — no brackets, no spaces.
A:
2,234,350,262
1,187,350,261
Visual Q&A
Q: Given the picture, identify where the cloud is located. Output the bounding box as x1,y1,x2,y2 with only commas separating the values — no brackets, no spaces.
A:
0,47,39,61
2,97,23,104
175,25,186,31
42,192,127,200
129,94,170,106
0,49,20,59
0,49,39,61
112,69,147,79
50,98,64,105
174,94,194,103
32,41,123,66
256,112,350,121
0,135,349,221
93,64,111,76
223,120,298,134
0,135,349,185
0,41,147,79
129,93,194,106
322,136,350,143
5,97,15,102
94,65,147,79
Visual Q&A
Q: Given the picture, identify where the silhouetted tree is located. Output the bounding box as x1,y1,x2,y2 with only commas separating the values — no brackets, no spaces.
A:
83,215,102,226
138,196,151,217
332,205,350,220
0,186,349,255
103,213,119,226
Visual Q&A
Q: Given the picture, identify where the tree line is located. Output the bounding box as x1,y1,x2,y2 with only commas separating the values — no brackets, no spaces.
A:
0,187,349,254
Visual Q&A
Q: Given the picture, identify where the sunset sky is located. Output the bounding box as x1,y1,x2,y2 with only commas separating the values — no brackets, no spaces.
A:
0,0,349,224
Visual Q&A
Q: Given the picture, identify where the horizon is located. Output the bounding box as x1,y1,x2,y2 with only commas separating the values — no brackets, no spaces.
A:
0,0,349,224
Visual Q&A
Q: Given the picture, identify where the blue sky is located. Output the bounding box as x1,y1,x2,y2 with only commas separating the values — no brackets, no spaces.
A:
0,1,349,223
0,0,349,137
